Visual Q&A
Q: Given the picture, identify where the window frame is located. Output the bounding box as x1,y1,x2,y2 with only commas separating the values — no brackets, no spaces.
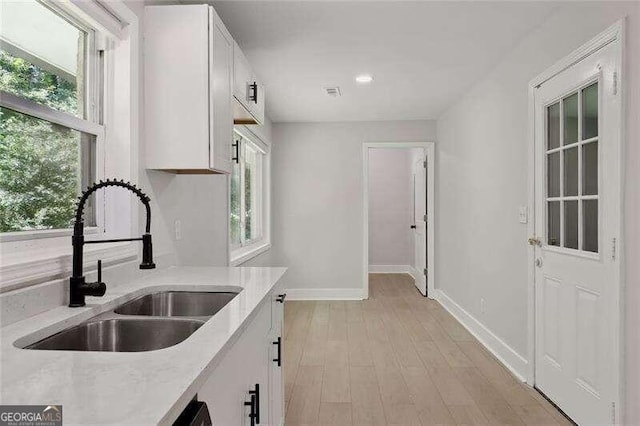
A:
229,126,271,266
0,0,140,292
0,0,106,241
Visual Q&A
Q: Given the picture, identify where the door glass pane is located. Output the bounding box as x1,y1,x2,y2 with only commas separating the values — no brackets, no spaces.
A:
547,102,560,150
547,152,560,198
564,200,578,249
582,141,598,195
548,201,560,247
583,200,598,253
563,146,578,196
0,107,96,232
582,83,598,139
0,0,87,117
563,93,578,145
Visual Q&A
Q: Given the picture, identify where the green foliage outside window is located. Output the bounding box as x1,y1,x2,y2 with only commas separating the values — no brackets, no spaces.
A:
0,50,87,232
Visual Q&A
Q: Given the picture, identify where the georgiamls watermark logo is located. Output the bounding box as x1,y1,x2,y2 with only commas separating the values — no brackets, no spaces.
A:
0,405,62,426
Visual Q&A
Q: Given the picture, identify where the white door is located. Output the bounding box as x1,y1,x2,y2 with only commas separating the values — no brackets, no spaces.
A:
533,39,621,425
413,156,427,296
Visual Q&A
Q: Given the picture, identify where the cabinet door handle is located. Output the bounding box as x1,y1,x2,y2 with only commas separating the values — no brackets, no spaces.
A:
232,140,240,164
276,293,286,303
273,336,282,367
249,82,258,104
249,383,260,424
244,393,256,426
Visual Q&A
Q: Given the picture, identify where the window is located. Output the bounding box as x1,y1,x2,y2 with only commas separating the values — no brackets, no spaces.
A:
545,81,599,253
0,0,104,234
230,129,269,262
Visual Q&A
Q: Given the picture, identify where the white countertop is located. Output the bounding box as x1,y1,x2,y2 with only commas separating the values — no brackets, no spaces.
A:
0,266,287,425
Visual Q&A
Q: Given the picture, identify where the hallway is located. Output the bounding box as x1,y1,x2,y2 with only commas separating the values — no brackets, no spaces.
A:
283,274,572,425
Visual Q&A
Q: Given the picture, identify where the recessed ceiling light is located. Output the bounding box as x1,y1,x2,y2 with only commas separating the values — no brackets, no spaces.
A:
355,74,373,84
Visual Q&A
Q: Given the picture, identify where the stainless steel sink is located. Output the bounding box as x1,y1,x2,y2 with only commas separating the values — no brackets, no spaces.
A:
114,291,238,317
25,318,204,352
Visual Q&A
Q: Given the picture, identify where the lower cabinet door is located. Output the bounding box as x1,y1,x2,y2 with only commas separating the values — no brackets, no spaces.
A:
269,284,284,426
269,331,284,426
197,299,272,425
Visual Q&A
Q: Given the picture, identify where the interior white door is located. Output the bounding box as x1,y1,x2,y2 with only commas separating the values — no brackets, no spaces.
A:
533,40,620,425
413,155,427,296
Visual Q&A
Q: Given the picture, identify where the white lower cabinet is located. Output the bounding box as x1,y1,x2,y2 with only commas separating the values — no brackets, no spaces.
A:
198,285,284,425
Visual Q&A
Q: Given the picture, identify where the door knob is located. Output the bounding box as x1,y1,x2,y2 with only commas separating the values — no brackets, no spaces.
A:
528,237,542,246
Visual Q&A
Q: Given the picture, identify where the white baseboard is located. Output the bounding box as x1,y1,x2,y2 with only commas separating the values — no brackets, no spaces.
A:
369,264,414,274
434,289,528,382
284,288,365,301
407,265,419,281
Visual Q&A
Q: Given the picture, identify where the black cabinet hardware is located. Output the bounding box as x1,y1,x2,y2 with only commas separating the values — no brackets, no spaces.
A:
249,82,258,104
276,293,287,303
249,384,260,424
273,337,282,367
244,392,256,426
410,225,416,229
232,140,240,164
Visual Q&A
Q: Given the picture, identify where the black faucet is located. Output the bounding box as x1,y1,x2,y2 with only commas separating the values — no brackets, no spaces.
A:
69,179,156,307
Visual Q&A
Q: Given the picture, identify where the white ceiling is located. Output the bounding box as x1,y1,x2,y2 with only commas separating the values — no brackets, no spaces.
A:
196,2,558,122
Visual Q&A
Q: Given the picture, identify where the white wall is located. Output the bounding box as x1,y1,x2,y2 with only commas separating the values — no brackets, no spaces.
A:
434,2,639,422
257,120,436,297
368,148,414,267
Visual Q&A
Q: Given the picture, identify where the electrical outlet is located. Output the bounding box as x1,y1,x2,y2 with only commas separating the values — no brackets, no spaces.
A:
174,220,182,240
480,298,486,314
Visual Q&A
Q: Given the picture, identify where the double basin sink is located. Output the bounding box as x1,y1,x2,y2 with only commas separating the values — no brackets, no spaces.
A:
23,291,239,353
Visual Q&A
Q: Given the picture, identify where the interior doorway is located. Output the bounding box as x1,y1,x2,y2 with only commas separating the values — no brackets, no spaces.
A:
363,142,435,299
527,22,623,424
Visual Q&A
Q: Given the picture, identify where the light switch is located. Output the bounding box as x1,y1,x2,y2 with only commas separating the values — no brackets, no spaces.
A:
174,220,182,240
518,206,528,224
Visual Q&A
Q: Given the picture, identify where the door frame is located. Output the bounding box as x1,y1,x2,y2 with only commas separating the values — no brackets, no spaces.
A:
526,19,625,419
362,141,436,299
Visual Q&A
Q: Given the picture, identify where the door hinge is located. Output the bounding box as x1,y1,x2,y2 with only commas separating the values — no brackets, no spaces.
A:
612,71,618,95
423,160,427,169
611,401,616,424
423,268,428,276
423,214,427,223
612,237,617,261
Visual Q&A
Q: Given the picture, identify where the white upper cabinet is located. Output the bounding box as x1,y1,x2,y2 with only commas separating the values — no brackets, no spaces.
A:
144,5,233,174
233,40,265,125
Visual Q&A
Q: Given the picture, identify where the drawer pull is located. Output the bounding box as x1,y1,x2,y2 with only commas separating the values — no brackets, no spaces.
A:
249,82,258,104
273,336,282,367
249,383,260,424
232,140,240,164
244,393,256,426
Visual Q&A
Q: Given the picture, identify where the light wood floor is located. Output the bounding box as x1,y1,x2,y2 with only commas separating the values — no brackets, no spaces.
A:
283,273,572,426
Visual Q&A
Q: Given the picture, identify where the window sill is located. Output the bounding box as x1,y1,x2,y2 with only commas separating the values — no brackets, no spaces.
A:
1,241,138,293
230,241,271,266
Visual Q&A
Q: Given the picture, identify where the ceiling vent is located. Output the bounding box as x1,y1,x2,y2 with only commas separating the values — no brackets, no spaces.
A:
323,86,341,97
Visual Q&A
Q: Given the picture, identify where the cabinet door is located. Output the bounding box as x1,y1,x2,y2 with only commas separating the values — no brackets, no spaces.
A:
198,300,272,425
233,40,253,111
144,5,210,171
208,7,233,174
269,288,284,425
